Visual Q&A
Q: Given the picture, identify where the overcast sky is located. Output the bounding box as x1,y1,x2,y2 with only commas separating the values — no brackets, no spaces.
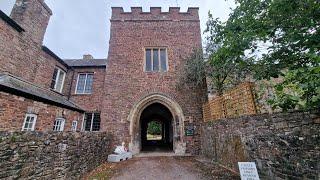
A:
0,0,235,59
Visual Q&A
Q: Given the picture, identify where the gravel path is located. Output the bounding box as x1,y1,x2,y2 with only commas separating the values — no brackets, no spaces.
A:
84,156,239,180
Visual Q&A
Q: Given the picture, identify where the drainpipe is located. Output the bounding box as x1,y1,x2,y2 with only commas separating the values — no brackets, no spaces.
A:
67,67,75,100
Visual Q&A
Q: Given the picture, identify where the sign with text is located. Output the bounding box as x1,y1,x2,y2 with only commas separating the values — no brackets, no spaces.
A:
185,125,194,136
238,162,260,180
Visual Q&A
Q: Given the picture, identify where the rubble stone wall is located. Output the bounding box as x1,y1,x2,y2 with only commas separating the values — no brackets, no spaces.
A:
0,131,113,179
201,111,320,179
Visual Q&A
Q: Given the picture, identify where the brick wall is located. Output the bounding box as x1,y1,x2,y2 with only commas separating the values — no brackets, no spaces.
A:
10,0,52,44
102,7,206,154
0,0,70,95
67,67,106,112
0,131,113,179
201,111,320,179
0,92,82,132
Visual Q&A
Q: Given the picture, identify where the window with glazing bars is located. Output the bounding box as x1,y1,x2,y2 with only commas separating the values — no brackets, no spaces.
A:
75,73,94,94
53,118,65,131
22,114,37,131
145,48,168,72
83,113,100,131
50,67,66,93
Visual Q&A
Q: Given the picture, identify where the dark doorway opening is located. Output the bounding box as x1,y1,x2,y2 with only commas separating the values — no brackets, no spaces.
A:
140,103,173,152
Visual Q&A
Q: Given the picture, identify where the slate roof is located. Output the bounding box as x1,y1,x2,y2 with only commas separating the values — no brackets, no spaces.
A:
63,59,107,68
0,73,84,112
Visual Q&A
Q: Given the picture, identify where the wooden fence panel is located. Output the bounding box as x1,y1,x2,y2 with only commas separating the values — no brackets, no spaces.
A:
203,82,257,122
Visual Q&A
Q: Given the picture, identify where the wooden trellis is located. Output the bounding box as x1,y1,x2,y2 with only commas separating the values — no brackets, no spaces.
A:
203,82,257,122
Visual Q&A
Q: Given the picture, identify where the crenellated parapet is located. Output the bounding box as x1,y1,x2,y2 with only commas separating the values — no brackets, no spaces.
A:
111,7,199,21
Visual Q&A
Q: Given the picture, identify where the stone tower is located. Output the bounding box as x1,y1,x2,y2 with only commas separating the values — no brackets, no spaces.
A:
102,7,206,155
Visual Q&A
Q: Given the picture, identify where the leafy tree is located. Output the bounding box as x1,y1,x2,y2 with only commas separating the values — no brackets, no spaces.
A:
147,121,162,135
198,0,319,110
180,33,251,95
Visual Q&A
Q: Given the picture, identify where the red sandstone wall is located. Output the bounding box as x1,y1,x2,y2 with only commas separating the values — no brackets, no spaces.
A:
102,7,206,154
0,92,82,132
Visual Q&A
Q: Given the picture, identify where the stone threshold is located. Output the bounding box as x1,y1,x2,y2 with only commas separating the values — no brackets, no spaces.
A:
134,152,193,157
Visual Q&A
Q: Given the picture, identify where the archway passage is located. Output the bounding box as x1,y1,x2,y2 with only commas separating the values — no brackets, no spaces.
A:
140,103,173,152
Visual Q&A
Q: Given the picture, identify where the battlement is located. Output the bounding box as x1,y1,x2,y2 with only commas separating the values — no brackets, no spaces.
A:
111,7,199,21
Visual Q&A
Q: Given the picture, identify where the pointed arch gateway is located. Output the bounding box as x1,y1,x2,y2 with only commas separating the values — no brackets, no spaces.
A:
127,93,186,155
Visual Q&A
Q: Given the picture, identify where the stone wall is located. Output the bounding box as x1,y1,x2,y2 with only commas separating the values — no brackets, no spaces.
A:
103,7,206,154
0,131,113,179
201,111,320,179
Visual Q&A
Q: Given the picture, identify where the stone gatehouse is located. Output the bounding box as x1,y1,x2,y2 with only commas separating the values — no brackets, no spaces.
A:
0,0,206,155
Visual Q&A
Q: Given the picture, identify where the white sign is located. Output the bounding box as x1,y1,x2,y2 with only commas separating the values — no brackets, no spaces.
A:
238,162,260,180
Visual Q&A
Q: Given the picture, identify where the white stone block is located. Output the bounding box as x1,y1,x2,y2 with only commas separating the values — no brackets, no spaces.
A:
107,152,132,162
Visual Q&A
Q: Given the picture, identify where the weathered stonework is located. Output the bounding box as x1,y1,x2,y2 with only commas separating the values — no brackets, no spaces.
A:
0,0,206,155
102,7,206,154
201,111,320,179
0,131,113,179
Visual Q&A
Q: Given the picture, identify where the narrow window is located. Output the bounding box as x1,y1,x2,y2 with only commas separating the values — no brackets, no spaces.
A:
50,68,58,89
76,73,94,94
83,112,101,131
92,113,101,131
84,74,93,93
51,67,66,93
160,49,167,71
71,121,78,132
153,49,159,71
84,113,92,131
145,48,167,72
53,118,65,131
22,114,37,131
145,49,152,72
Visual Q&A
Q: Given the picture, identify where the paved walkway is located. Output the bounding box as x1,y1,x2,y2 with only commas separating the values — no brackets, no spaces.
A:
84,156,239,180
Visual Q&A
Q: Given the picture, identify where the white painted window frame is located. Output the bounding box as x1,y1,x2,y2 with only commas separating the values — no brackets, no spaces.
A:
53,67,66,93
75,73,94,94
144,48,168,72
81,114,85,131
21,114,37,131
71,120,78,132
53,118,65,132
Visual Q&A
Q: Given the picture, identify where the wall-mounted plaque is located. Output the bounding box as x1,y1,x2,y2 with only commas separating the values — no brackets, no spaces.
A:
185,125,194,136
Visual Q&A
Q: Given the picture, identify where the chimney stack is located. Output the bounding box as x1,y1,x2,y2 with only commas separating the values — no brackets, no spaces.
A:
10,0,52,44
83,54,94,60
